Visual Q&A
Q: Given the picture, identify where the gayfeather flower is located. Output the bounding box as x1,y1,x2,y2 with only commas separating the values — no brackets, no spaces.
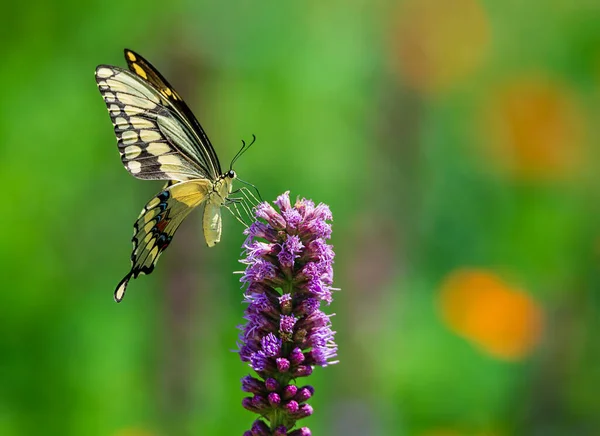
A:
238,192,338,435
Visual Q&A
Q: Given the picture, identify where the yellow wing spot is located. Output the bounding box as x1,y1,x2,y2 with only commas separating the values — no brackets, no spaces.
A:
128,161,142,174
124,145,142,159
146,197,160,209
138,207,159,223
132,63,148,80
149,246,159,262
121,130,139,145
96,67,113,79
139,130,162,142
143,209,159,225
124,105,144,116
113,116,128,127
146,142,171,156
162,88,172,97
165,172,186,181
126,51,137,61
158,154,183,167
128,117,154,129
105,78,130,93
142,220,155,234
116,92,157,109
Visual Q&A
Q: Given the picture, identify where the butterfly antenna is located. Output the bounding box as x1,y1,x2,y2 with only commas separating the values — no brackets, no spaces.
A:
230,139,246,172
230,134,257,171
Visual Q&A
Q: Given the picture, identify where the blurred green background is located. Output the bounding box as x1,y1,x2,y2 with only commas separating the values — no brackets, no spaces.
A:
1,0,599,435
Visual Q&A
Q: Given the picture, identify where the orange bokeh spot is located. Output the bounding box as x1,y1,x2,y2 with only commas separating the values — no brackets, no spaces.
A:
481,76,585,180
439,269,543,360
390,0,490,95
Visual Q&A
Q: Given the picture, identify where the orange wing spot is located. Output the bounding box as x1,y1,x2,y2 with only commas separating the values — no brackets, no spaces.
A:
155,219,169,233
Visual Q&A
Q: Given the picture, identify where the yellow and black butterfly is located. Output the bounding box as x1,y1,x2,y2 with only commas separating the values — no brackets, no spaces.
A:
95,49,255,302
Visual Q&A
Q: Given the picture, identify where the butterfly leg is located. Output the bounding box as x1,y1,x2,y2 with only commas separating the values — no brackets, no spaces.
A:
224,203,249,228
236,185,262,205
236,177,263,203
225,196,255,227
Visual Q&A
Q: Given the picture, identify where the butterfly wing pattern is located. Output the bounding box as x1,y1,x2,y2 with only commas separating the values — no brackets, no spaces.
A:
124,49,222,177
95,49,237,302
114,180,211,302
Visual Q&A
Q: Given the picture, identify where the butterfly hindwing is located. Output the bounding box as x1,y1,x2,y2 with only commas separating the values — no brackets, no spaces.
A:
124,49,222,180
114,180,212,302
95,65,212,181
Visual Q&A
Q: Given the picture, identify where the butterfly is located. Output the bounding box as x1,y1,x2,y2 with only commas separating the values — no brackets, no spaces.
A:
95,49,255,302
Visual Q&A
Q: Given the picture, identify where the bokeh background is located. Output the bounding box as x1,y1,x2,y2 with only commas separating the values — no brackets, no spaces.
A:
1,0,599,435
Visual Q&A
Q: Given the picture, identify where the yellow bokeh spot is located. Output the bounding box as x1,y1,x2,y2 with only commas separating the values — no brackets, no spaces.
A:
480,75,586,180
390,0,490,95
439,269,543,361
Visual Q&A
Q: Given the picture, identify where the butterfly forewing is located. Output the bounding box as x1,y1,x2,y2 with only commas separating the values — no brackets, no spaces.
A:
96,49,244,302
124,49,222,180
95,66,210,181
114,180,212,302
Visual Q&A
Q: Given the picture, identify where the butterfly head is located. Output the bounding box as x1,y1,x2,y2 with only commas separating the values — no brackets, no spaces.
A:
227,169,237,179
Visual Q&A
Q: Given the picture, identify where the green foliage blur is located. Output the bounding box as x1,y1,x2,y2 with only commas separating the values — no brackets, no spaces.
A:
1,1,599,435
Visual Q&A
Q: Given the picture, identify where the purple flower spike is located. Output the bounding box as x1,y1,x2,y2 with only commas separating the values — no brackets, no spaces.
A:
238,192,338,434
